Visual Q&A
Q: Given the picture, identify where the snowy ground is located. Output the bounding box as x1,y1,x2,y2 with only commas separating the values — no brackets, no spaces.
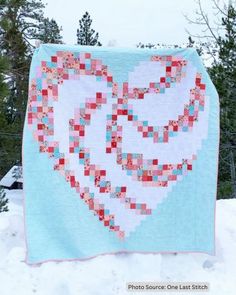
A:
0,190,235,295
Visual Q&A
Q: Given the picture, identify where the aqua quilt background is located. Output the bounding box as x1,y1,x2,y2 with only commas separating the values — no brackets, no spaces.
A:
23,44,219,264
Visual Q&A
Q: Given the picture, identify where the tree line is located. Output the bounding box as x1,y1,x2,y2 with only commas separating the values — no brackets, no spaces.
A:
0,0,235,201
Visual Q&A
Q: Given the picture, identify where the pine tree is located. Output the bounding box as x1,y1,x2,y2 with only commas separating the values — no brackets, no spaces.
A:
0,0,44,123
0,187,8,213
36,18,63,44
0,0,45,177
0,54,8,100
77,12,102,46
187,0,236,199
0,0,63,177
208,4,236,198
0,54,14,178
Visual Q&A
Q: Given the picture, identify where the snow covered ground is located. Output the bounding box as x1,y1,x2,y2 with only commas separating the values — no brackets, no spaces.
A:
0,190,235,295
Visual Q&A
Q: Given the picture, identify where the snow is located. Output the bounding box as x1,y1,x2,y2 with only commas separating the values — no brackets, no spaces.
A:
0,190,236,295
0,166,23,188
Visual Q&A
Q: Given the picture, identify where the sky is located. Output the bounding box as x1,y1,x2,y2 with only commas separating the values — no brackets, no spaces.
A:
42,0,215,47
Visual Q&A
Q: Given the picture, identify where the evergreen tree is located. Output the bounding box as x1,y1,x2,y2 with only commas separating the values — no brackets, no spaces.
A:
77,12,102,46
0,53,17,177
0,54,8,100
187,0,236,199
0,187,8,213
0,1,63,177
0,53,21,177
208,4,236,199
0,0,45,177
36,17,63,44
0,53,12,177
0,0,44,123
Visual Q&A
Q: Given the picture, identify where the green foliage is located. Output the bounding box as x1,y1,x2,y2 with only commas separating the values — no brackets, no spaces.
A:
0,0,43,177
184,0,236,199
218,181,233,199
207,3,236,199
77,11,102,46
36,18,63,44
0,54,8,100
0,187,8,213
0,0,44,122
0,54,15,177
0,0,63,178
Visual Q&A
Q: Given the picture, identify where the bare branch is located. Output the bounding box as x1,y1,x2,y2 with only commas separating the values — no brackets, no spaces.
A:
212,0,229,17
198,0,219,41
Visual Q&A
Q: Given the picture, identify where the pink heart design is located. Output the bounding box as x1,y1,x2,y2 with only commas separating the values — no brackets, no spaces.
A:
28,51,206,238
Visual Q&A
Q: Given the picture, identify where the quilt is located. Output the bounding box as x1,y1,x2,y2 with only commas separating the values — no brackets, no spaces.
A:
23,44,219,264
